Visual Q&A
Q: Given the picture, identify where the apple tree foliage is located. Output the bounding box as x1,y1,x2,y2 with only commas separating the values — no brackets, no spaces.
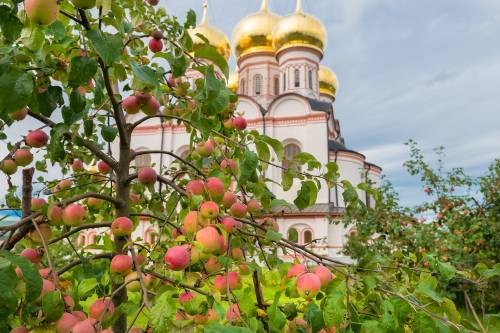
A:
0,1,498,332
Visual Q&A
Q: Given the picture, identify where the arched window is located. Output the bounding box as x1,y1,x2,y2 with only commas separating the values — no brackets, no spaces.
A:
308,70,313,89
77,234,86,247
254,74,262,95
303,229,313,244
135,149,152,170
240,79,245,94
283,143,301,171
145,228,159,245
274,76,280,95
294,69,300,87
287,227,299,243
87,232,96,245
283,73,286,91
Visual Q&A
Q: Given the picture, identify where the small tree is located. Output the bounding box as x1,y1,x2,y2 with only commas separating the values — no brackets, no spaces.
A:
0,2,496,332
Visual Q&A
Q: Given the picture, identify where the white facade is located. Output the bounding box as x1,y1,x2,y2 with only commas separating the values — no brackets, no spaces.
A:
81,1,382,260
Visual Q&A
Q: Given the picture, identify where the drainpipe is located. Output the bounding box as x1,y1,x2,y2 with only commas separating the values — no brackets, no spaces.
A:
365,164,371,207
326,110,331,210
334,151,339,207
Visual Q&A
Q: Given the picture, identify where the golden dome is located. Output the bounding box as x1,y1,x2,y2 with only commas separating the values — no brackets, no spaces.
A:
272,0,327,56
319,65,339,98
228,70,239,93
189,1,231,61
232,0,281,59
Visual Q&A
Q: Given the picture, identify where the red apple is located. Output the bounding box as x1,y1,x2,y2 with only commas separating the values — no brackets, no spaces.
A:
164,245,190,271
148,38,163,53
204,256,222,273
200,201,219,220
31,197,47,211
26,129,49,148
62,204,86,227
20,248,41,265
229,202,247,218
24,0,59,25
220,159,237,174
110,254,133,275
220,216,238,233
56,312,80,333
97,160,112,174
8,108,28,121
179,291,195,305
205,177,225,200
247,199,261,214
1,159,17,175
111,217,134,237
10,327,29,333
226,303,241,321
195,140,215,157
297,272,321,299
72,159,84,172
196,226,221,253
122,96,141,114
13,149,33,166
288,264,307,278
233,116,247,130
183,211,200,235
186,179,205,197
138,167,157,184
222,191,237,209
70,319,96,333
147,0,159,5
87,197,104,209
142,96,160,116
313,265,334,287
48,204,63,225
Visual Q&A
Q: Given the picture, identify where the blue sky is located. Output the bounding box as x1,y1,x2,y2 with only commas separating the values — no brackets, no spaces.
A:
162,0,500,205
2,1,499,207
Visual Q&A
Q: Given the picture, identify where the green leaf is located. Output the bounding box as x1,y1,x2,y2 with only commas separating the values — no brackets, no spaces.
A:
268,292,286,332
0,5,23,43
0,68,33,115
412,313,437,333
46,20,66,42
261,135,284,161
150,291,176,333
360,320,385,333
29,85,63,117
304,302,325,333
282,169,293,191
87,30,122,65
255,140,270,169
240,150,258,183
437,261,455,281
265,230,282,243
0,257,18,318
62,89,86,125
130,60,159,87
42,290,64,322
185,9,197,28
204,323,253,333
194,45,229,78
294,181,318,210
323,283,346,328
101,125,118,142
481,263,500,279
204,65,223,101
441,298,460,323
162,53,189,78
416,276,442,304
77,278,98,296
69,56,98,88
0,250,42,302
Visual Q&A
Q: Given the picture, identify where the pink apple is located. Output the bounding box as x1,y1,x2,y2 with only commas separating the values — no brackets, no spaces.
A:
8,108,28,121
142,96,160,116
186,179,205,197
288,264,307,278
164,245,190,271
72,159,84,172
229,202,247,218
20,248,41,265
48,205,63,224
226,303,241,321
62,204,86,227
179,291,195,305
222,191,237,209
196,226,221,253
13,149,33,166
313,265,335,287
97,160,112,174
31,197,47,211
1,159,17,175
122,95,141,114
110,254,133,275
205,177,225,199
183,211,200,235
200,201,219,220
220,216,238,233
138,167,157,184
26,130,49,148
233,116,247,130
297,272,321,299
111,217,134,236
56,312,80,333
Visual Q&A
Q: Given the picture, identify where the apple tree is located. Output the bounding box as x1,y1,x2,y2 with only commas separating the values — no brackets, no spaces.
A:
0,1,494,333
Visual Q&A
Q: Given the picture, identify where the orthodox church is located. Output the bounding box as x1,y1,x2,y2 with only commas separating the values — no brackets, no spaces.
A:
81,0,382,260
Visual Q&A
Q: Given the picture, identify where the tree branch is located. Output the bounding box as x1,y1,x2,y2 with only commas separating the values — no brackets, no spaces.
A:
57,253,114,276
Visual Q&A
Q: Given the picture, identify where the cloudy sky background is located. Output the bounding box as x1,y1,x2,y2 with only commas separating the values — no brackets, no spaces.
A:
162,0,500,205
2,0,499,207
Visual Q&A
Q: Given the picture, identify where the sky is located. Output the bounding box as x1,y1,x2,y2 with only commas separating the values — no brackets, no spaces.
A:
161,0,500,206
2,0,499,207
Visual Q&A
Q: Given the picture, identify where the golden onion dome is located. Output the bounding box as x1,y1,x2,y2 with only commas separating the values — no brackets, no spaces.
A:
189,1,231,61
231,0,281,60
227,70,239,93
319,65,339,98
272,0,327,56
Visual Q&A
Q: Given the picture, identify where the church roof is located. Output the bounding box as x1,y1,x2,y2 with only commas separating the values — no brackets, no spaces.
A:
271,203,345,215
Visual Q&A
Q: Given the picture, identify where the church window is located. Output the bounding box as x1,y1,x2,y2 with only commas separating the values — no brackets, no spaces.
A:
287,227,299,243
254,74,262,95
77,234,86,247
274,76,279,95
134,149,152,170
294,69,300,87
283,73,286,91
303,229,313,244
240,79,245,94
308,70,313,89
283,143,301,171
